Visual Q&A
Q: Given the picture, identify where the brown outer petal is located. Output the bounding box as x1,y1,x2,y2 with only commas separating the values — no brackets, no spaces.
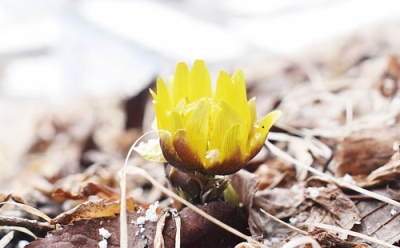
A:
160,130,204,173
171,130,205,172
245,138,265,163
161,130,267,175
199,145,247,175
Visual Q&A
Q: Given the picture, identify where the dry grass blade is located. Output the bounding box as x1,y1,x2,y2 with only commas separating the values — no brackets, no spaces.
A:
154,209,181,248
0,202,51,223
0,231,14,248
260,209,308,236
314,223,397,248
266,140,400,208
0,226,37,240
154,211,167,248
171,209,181,248
118,168,127,248
119,131,157,248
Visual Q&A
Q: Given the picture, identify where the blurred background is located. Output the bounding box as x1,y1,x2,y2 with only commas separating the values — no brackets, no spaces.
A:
1,0,400,180
1,0,400,98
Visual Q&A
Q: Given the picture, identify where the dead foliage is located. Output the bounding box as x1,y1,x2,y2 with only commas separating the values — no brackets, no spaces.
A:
2,21,400,248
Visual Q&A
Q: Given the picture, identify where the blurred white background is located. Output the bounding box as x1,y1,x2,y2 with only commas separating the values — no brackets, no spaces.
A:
0,0,400,98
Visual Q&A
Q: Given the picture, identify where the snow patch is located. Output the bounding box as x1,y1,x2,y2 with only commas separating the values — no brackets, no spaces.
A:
99,227,111,239
307,187,320,199
342,174,355,184
98,227,111,248
98,239,108,248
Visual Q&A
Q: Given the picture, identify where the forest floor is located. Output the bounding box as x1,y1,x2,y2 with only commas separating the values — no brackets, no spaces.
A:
1,20,400,248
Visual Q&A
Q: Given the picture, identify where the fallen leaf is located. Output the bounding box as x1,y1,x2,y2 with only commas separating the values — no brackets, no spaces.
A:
27,210,156,248
50,199,135,225
350,188,400,246
52,182,122,202
305,180,362,231
331,128,399,177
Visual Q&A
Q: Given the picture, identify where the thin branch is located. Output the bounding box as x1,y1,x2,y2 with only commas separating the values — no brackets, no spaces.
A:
0,216,54,233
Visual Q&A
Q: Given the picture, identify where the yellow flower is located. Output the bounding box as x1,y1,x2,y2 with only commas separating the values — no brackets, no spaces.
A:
150,60,281,175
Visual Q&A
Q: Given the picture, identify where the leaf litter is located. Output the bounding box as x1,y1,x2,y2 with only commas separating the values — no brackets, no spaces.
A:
2,21,400,247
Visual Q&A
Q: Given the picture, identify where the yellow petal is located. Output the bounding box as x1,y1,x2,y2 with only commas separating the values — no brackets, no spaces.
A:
215,71,232,102
172,62,189,105
220,123,246,166
231,70,247,104
257,110,282,135
151,78,174,131
183,99,210,163
231,70,251,132
188,60,212,102
246,110,281,159
153,101,167,131
248,97,257,125
153,77,172,107
165,111,184,135
208,100,242,153
173,98,187,114
216,70,251,133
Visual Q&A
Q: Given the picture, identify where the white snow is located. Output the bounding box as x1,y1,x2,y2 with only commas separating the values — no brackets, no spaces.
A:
342,174,356,184
98,239,107,248
99,227,111,239
307,187,320,199
98,227,111,248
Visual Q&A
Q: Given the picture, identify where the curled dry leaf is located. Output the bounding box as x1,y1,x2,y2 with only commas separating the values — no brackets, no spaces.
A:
331,127,400,177
52,182,122,202
50,199,135,225
228,170,258,210
362,150,400,188
0,194,12,206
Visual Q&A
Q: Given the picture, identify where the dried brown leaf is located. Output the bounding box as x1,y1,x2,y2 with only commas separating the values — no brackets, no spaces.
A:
304,182,362,230
27,210,156,248
350,188,400,247
331,128,399,177
50,199,135,225
363,151,400,187
52,182,122,202
0,194,12,206
229,170,258,209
